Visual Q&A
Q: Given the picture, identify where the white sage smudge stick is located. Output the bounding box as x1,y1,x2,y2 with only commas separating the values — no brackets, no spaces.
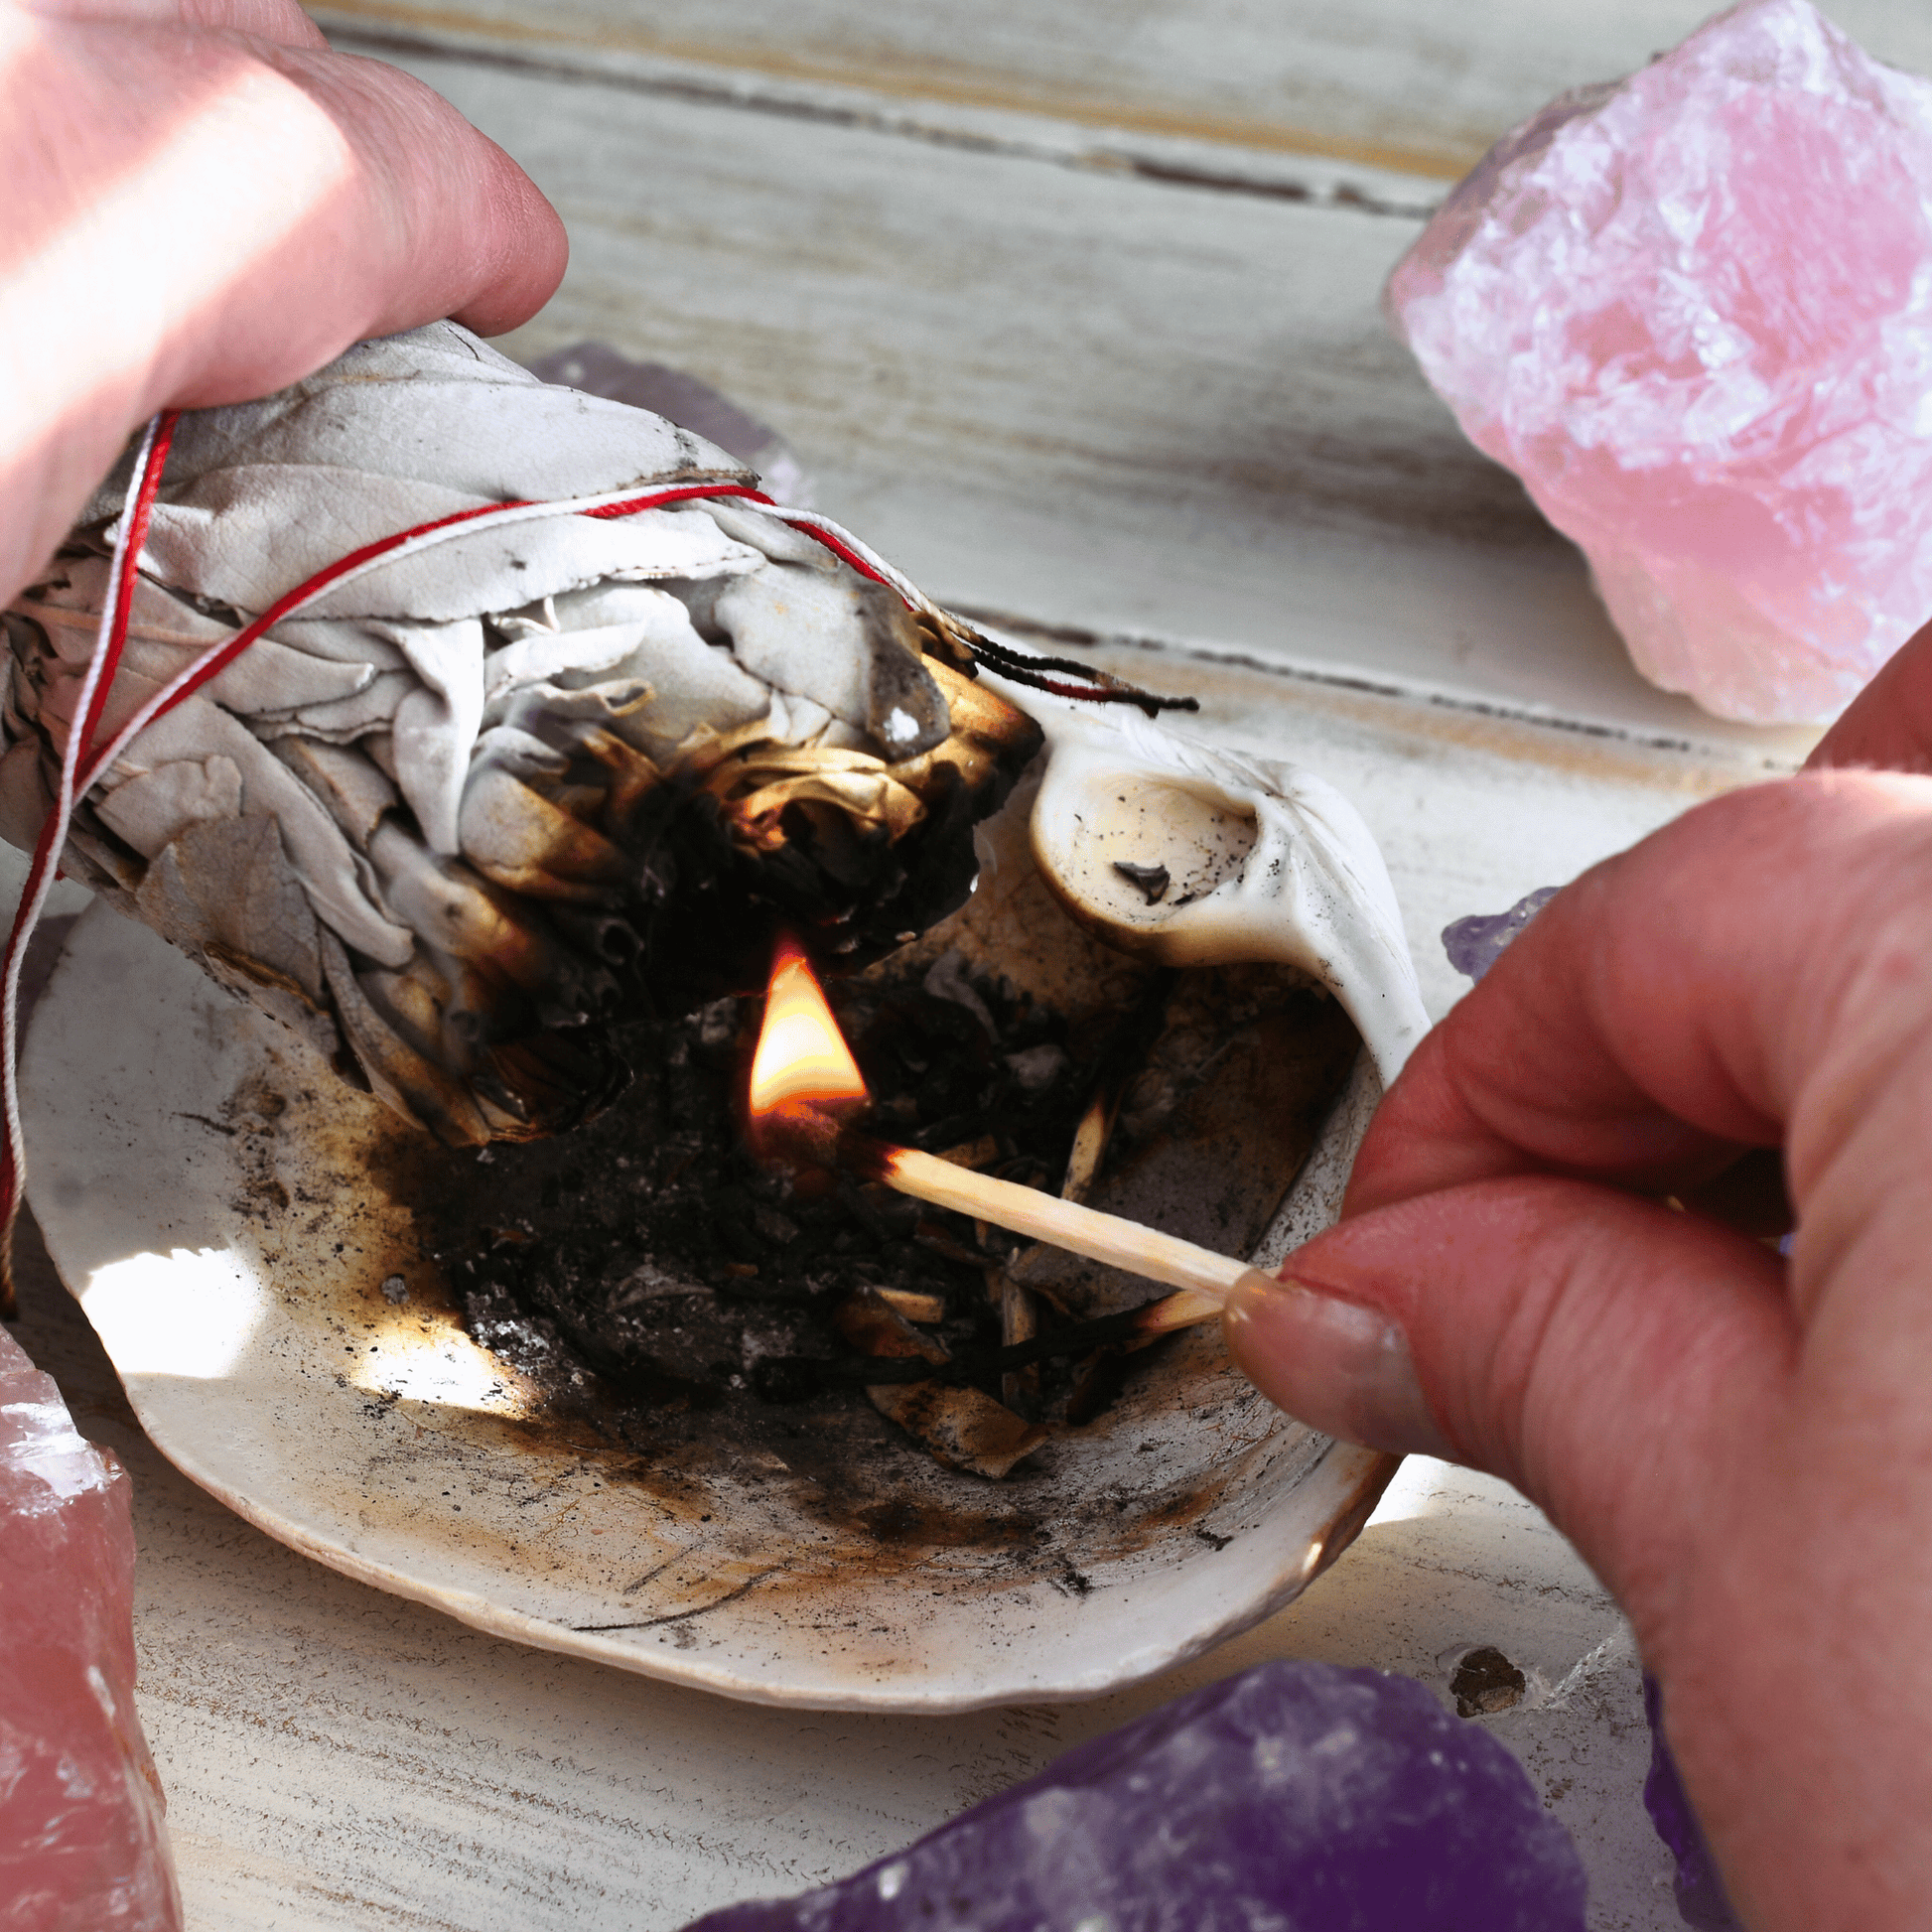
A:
0,325,1202,1153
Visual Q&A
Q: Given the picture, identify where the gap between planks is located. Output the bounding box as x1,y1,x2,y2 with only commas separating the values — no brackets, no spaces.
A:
311,0,1932,197
963,609,1820,780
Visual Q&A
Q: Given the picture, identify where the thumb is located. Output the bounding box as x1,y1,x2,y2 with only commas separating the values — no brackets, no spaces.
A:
1808,615,1932,776
1223,1176,1794,1608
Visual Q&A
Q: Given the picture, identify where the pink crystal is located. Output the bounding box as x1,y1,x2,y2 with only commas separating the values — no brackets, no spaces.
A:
1387,0,1932,724
0,1328,181,1929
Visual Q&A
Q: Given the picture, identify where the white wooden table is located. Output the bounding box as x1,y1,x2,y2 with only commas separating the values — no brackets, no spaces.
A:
17,2,1863,1924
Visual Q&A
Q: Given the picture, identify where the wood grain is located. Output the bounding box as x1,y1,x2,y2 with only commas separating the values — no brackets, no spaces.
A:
313,0,1932,180
329,30,1819,752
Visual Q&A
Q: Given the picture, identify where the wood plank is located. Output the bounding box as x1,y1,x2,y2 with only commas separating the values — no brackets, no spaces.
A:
313,0,1932,182
330,35,1818,756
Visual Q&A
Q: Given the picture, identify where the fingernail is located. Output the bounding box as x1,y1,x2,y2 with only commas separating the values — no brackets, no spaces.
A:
1222,1270,1455,1459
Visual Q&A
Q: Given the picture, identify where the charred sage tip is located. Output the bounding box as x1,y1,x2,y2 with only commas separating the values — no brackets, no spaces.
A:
1111,860,1171,905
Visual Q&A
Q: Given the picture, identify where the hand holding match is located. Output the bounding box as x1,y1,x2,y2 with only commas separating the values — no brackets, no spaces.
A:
749,935,1272,1336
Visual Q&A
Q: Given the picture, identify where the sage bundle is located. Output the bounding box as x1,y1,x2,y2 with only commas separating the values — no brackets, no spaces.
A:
1,325,1052,1146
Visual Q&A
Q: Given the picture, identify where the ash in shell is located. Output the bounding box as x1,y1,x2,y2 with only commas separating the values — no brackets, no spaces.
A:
0,325,1044,1145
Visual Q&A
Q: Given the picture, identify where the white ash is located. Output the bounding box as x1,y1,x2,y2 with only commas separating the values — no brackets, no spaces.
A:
1004,1043,1070,1092
921,948,998,1037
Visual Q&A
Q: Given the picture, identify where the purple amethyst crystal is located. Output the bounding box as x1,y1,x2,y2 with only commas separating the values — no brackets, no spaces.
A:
1443,887,1561,984
682,1661,1588,1930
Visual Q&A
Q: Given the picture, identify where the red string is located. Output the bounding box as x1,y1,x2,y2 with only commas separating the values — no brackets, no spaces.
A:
767,519,894,588
77,413,181,763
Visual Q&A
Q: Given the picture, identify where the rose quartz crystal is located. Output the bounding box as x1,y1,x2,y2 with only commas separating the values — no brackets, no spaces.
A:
0,1328,180,1930
1387,0,1932,724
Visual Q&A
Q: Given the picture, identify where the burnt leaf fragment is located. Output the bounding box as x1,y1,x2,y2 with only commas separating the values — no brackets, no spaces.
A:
1110,860,1171,905
1450,1647,1528,1719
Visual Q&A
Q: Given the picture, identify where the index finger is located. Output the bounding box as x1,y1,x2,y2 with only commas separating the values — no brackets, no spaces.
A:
2,11,566,602
1808,615,1932,776
1344,770,1932,1222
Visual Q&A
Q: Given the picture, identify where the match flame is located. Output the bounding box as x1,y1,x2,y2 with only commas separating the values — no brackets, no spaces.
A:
749,932,870,1137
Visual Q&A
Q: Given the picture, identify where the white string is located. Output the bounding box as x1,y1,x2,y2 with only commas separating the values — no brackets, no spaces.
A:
1,412,164,1231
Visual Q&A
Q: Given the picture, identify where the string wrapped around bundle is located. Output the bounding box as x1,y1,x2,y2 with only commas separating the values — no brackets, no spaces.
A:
0,324,1113,1148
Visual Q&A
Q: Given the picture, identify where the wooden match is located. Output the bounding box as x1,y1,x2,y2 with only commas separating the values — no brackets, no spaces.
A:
876,1142,1262,1331
749,929,1271,1338
773,1105,1267,1336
